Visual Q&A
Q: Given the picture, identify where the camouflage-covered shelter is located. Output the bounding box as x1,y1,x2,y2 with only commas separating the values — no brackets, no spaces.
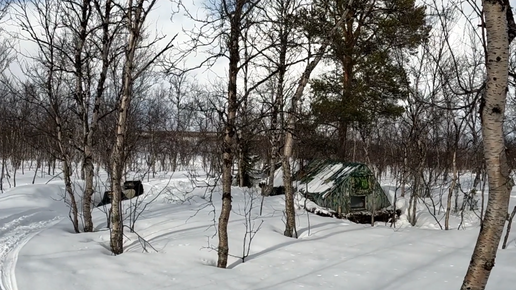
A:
298,160,390,214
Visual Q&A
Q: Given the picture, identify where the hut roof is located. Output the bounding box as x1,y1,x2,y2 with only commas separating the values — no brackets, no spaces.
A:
298,160,373,197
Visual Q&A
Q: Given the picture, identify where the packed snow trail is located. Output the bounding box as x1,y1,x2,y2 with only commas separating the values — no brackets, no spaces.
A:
0,211,62,290
0,183,76,290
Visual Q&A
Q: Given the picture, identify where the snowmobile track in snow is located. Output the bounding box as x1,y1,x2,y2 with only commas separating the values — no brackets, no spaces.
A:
0,212,62,290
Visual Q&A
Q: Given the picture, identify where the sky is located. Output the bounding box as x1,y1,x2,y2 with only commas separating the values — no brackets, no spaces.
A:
4,0,516,84
3,0,227,83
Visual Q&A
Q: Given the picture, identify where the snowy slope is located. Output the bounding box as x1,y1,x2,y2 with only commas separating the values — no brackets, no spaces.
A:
0,170,515,290
0,183,68,290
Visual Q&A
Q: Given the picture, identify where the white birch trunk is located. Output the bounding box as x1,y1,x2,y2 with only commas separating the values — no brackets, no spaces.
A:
461,1,514,288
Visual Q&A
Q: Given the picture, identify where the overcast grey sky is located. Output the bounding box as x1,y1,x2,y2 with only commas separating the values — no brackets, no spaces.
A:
4,0,516,84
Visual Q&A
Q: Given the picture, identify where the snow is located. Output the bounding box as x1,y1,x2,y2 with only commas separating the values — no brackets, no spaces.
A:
264,160,301,187
273,166,283,187
0,168,516,290
298,164,356,197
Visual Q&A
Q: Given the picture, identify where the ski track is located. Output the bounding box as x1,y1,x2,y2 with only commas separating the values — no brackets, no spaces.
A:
0,212,62,290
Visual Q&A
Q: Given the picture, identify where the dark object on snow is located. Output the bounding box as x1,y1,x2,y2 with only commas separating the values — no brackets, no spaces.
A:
345,209,401,224
96,180,144,207
98,191,113,207
270,186,284,196
306,206,401,224
258,162,285,196
123,180,144,198
259,183,285,196
299,160,391,215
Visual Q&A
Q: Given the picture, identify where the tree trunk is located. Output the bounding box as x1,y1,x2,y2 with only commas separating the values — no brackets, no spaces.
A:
110,82,129,255
266,4,288,197
32,157,41,184
401,146,408,198
0,157,4,192
52,70,79,233
370,177,375,227
408,187,416,226
445,151,457,230
110,0,144,255
12,166,17,188
502,206,516,249
461,1,514,288
75,0,94,233
282,139,296,238
63,158,80,233
281,51,325,238
281,0,355,237
217,0,244,269
266,151,276,196
337,121,348,161
83,0,114,233
238,145,245,187
55,102,79,233
83,148,94,232
110,151,124,255
282,62,320,238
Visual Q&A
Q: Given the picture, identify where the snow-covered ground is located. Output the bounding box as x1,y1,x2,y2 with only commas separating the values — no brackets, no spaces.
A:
0,168,515,290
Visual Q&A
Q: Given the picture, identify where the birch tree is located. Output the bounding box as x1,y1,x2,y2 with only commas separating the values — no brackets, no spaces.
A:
110,0,175,255
179,0,263,269
216,0,249,269
65,0,96,232
73,0,121,232
257,0,299,197
13,0,82,232
461,0,516,288
281,0,358,238
13,0,123,232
